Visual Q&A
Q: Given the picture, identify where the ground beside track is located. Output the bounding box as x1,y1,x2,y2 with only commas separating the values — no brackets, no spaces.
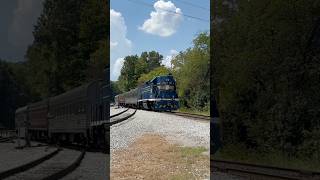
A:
61,152,108,180
110,108,247,180
0,141,56,173
110,109,210,179
111,134,209,179
110,109,209,151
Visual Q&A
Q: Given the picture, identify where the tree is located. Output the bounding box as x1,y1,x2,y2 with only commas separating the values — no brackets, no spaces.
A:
0,60,32,128
137,66,170,84
212,0,320,159
79,0,109,80
118,55,139,92
110,81,122,102
26,0,108,98
117,51,163,92
87,40,109,80
172,32,210,111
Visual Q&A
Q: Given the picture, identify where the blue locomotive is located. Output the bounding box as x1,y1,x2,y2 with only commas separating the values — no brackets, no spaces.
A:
115,74,179,111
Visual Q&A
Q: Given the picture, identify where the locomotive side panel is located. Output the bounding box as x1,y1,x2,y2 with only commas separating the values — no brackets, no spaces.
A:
28,100,48,131
49,84,89,134
87,81,103,126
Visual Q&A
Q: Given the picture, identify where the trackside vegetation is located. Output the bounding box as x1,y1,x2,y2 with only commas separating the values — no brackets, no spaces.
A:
0,0,108,128
112,32,210,115
212,0,320,170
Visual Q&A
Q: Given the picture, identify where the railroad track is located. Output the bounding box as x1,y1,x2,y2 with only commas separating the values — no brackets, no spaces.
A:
212,159,320,180
110,108,130,118
169,111,210,121
0,137,15,143
109,108,137,126
0,146,85,180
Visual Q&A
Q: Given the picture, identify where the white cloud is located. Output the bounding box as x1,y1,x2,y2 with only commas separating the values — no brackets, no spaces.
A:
163,49,178,68
110,9,132,81
112,58,124,79
139,0,183,37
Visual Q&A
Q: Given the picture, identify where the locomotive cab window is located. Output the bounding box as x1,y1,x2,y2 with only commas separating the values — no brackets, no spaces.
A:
157,84,175,91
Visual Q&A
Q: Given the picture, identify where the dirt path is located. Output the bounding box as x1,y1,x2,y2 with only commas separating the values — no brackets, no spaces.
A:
111,134,209,180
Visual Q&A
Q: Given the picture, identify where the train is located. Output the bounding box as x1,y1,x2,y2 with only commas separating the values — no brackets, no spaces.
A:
115,74,179,111
15,69,110,149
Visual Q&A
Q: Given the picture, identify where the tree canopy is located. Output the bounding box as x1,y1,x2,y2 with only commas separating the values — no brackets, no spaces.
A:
212,0,320,160
0,0,109,128
26,0,108,98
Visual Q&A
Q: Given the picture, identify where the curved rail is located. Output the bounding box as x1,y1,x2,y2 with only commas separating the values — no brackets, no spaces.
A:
0,137,14,143
110,108,130,118
212,159,320,179
0,148,60,179
109,108,137,126
43,149,86,180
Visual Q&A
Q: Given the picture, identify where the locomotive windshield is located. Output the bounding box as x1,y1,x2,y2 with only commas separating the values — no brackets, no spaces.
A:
157,84,175,91
157,81,175,91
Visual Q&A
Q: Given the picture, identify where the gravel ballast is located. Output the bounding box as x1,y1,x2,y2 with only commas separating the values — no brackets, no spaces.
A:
110,109,209,152
110,107,127,116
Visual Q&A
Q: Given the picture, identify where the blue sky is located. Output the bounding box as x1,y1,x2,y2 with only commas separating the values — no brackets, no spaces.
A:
110,0,210,81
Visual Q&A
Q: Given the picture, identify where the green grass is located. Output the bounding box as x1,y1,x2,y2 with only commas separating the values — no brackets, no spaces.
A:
177,107,210,116
179,146,208,158
169,146,209,180
213,144,320,172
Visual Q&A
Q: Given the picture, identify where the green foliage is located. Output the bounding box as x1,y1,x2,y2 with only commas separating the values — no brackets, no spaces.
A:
117,51,164,91
0,60,34,128
79,0,109,69
1,0,109,128
87,40,109,80
172,32,210,111
26,0,108,98
118,55,139,92
137,66,170,84
213,0,320,160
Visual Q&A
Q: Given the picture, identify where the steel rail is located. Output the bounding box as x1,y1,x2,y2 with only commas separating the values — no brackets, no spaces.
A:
109,108,137,126
0,137,14,143
0,148,60,179
211,159,320,179
110,108,130,118
42,149,86,180
169,111,210,120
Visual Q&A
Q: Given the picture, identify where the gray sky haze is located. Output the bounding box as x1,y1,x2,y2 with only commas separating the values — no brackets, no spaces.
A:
0,0,43,62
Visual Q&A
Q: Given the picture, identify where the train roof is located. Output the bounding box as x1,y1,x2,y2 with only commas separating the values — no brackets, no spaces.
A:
15,106,28,113
149,74,174,83
116,74,175,96
50,80,100,104
29,99,48,108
